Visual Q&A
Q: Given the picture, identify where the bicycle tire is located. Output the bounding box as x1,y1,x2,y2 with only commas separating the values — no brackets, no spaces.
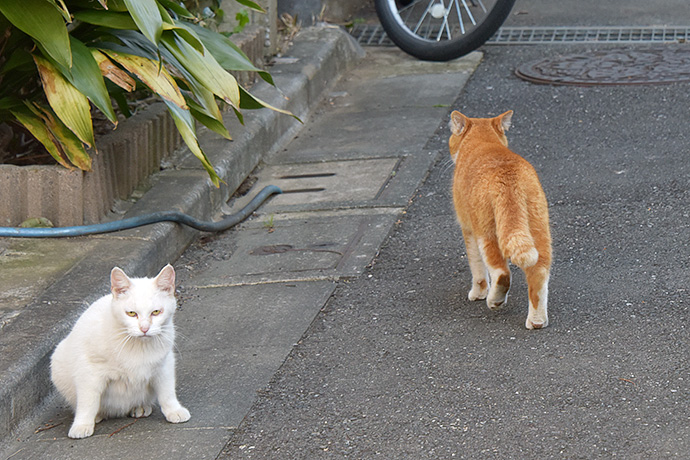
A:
374,0,516,61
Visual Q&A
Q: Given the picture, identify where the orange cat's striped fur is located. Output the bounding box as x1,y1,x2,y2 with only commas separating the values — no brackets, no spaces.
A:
449,110,551,329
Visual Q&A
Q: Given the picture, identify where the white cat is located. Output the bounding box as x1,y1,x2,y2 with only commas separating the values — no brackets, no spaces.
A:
50,264,190,439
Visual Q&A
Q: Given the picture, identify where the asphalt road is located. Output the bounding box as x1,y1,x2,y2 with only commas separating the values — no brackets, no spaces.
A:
216,40,690,460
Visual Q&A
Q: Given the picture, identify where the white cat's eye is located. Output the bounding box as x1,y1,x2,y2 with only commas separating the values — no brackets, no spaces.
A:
125,311,137,317
151,309,162,316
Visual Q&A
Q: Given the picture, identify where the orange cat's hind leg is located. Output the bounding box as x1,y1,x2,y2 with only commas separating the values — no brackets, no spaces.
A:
524,266,549,329
478,237,511,310
462,230,488,301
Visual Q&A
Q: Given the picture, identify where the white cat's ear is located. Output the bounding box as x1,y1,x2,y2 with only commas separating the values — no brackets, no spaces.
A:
498,110,513,132
111,267,131,297
155,264,175,295
449,111,468,136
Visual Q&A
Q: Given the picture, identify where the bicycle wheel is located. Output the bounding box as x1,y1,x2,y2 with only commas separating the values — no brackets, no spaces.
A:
374,0,516,61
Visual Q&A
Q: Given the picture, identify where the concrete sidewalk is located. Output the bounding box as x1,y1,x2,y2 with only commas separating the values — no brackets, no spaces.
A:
0,25,482,459
0,25,364,452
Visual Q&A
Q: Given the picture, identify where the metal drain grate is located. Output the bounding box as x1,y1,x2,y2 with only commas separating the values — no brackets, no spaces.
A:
349,24,690,46
489,26,690,44
350,24,394,46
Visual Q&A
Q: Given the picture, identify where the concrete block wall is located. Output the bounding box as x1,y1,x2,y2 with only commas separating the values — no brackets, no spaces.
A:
0,166,84,227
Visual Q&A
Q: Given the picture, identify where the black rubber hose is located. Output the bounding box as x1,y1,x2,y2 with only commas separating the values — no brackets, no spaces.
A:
0,185,282,238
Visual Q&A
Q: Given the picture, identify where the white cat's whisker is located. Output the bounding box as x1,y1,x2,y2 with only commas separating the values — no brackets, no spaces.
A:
170,340,183,358
170,328,189,343
115,333,133,358
114,329,129,339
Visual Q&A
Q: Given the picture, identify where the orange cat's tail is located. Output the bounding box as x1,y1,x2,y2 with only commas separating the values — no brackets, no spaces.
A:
495,192,539,269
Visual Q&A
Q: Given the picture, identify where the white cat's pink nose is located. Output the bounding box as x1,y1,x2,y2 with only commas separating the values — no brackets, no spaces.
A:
139,322,150,333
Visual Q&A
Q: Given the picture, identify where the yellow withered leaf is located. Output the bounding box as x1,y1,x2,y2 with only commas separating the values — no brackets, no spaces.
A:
33,55,95,150
11,108,72,169
103,50,187,109
31,104,93,171
92,49,136,92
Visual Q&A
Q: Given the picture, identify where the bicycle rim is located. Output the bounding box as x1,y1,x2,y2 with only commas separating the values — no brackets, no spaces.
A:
377,0,515,61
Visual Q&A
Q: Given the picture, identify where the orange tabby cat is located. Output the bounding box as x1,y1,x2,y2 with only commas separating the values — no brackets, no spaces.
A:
449,110,551,329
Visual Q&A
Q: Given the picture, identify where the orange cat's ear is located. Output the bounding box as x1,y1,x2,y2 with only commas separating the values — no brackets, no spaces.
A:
111,267,131,297
498,110,513,133
450,111,468,135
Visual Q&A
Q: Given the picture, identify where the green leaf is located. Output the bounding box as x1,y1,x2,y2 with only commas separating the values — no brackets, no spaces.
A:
161,23,205,54
182,22,274,85
1,47,34,74
33,55,95,149
186,98,231,140
0,0,72,69
231,106,244,125
238,86,301,121
67,37,118,125
107,0,129,12
123,0,163,45
157,0,195,19
233,9,250,34
164,101,221,187
0,49,36,101
63,0,117,9
189,82,223,121
0,97,23,111
111,92,132,117
101,30,160,61
161,30,240,107
73,10,138,29
232,0,265,13
47,0,71,22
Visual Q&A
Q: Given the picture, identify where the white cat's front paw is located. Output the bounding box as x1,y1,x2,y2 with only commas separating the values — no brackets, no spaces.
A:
68,422,95,439
164,406,190,424
130,405,153,418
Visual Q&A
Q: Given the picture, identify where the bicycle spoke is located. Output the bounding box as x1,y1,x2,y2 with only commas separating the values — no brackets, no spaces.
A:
453,0,466,34
460,0,477,26
411,1,437,37
436,1,452,41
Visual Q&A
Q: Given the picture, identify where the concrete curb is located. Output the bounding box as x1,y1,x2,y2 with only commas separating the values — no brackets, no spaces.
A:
0,25,364,442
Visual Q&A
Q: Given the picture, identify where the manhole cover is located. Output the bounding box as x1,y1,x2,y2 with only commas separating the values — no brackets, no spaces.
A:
516,47,690,86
